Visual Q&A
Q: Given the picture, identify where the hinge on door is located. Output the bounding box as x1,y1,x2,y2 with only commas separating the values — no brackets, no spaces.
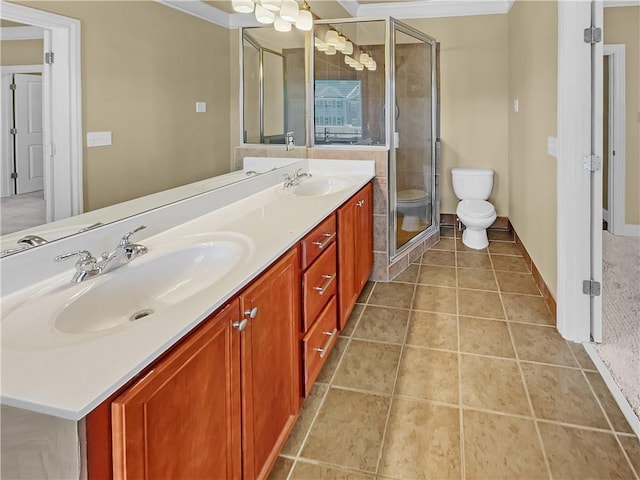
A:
9,128,17,135
9,83,16,91
44,51,55,64
583,154,601,172
10,172,18,179
583,279,601,297
584,26,602,44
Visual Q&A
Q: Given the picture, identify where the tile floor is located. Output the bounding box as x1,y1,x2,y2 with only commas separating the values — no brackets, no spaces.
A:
270,226,640,480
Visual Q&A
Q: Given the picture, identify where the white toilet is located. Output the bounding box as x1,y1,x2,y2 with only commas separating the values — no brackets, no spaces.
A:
451,168,496,250
397,189,431,232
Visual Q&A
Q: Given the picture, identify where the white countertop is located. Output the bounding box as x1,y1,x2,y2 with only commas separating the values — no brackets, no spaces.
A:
0,160,374,420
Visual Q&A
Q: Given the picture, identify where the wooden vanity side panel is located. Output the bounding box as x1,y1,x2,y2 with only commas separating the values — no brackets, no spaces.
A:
111,300,242,480
240,248,301,480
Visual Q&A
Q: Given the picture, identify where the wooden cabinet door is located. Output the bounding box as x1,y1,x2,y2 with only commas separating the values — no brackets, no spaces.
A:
337,196,358,328
338,183,373,330
111,300,242,480
355,182,373,293
239,248,300,480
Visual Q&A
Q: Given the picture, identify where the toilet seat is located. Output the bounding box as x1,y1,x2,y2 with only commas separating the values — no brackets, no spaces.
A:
398,189,427,204
457,199,495,219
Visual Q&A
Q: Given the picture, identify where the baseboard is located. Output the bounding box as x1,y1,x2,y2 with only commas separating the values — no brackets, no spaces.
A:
440,213,509,229
623,224,640,237
583,343,640,438
509,222,557,319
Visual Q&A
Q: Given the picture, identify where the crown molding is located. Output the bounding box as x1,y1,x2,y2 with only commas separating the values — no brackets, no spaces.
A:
0,26,44,40
154,0,231,27
357,0,513,19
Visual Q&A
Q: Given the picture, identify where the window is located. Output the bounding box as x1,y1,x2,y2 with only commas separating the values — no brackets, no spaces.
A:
314,80,362,144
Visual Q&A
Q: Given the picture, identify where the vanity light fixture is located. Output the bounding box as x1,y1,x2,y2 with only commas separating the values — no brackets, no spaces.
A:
274,15,292,31
255,4,275,24
236,0,313,33
232,0,255,13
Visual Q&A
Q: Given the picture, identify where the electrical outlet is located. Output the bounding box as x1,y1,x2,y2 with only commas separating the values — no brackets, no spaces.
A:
285,131,295,151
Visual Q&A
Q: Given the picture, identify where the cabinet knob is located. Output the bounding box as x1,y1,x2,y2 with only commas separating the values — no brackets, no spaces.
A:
356,199,365,207
232,319,249,331
244,307,259,319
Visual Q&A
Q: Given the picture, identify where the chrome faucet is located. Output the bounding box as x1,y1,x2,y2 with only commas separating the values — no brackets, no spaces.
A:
283,169,312,188
55,226,148,283
17,235,48,247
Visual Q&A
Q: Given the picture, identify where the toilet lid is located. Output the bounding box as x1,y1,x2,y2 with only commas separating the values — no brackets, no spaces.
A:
398,189,428,202
458,199,495,219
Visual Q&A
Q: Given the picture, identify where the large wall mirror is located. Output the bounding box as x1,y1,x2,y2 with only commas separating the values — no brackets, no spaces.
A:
0,1,281,257
241,26,306,147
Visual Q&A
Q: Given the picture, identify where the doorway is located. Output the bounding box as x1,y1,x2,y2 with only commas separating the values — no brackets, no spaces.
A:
602,44,626,236
0,3,83,225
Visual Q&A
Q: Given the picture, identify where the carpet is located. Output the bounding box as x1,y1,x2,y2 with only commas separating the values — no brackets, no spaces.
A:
593,231,640,418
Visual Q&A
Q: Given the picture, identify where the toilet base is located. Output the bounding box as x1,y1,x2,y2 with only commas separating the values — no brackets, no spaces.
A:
461,227,489,250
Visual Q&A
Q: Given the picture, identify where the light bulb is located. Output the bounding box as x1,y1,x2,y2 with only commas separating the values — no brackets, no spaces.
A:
274,15,292,31
255,4,275,23
343,41,353,55
336,35,347,51
359,52,371,64
367,60,377,71
261,0,281,11
354,62,364,71
232,0,255,13
280,0,299,22
325,45,336,55
316,40,329,51
325,30,339,47
344,56,356,66
295,8,312,31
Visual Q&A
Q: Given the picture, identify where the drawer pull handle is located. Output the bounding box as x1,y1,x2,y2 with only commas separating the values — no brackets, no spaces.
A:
312,232,336,249
313,329,337,358
313,273,336,295
356,199,365,207
232,319,249,331
244,307,258,319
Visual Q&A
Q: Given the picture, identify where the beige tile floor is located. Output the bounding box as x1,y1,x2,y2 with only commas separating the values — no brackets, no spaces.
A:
270,226,640,480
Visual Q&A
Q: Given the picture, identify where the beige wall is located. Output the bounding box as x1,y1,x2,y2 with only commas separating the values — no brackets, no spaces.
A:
508,0,558,296
604,6,640,225
0,39,42,65
18,1,231,211
405,15,509,216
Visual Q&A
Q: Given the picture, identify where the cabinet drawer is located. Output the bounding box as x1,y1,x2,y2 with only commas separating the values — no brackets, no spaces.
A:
302,242,337,332
302,296,338,396
301,214,337,269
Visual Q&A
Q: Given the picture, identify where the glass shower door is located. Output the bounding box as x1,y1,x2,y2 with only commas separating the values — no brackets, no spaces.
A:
390,20,438,257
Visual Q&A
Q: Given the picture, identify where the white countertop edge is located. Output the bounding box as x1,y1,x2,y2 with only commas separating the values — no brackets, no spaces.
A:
1,162,375,420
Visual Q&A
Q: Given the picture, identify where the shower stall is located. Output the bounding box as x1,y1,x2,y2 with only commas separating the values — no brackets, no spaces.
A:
311,18,440,277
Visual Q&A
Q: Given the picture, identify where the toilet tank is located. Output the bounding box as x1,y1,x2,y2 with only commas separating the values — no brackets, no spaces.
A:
451,168,494,200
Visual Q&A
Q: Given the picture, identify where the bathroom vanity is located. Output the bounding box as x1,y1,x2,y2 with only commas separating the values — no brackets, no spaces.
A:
0,159,374,479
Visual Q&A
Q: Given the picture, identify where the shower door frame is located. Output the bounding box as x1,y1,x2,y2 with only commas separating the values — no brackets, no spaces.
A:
388,19,440,260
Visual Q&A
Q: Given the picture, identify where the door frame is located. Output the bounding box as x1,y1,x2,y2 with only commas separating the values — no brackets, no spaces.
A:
1,3,83,222
603,44,626,237
1,65,43,198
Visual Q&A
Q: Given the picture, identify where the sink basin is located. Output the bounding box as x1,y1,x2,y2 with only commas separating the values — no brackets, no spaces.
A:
1,232,253,349
293,177,353,197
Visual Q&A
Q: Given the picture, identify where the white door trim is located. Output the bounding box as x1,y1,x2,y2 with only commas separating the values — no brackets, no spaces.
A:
1,3,83,222
1,65,43,198
603,44,626,237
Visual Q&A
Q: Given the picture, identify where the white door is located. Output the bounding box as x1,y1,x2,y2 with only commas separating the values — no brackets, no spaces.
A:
14,73,44,194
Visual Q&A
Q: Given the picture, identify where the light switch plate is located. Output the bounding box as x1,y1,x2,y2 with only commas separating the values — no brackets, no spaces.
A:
196,102,207,113
87,131,112,147
285,131,295,151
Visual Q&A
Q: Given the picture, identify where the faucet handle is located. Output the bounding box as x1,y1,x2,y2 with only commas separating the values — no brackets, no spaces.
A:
120,225,147,246
55,250,96,265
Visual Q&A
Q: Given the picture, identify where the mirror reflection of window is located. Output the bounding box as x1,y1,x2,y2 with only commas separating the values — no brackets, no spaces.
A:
314,80,362,144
